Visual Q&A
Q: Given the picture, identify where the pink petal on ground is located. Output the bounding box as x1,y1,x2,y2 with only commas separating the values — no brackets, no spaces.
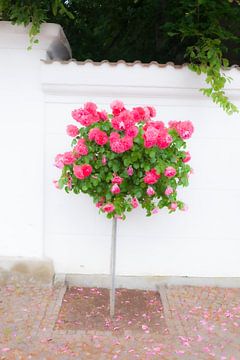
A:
175,350,185,355
1,348,10,352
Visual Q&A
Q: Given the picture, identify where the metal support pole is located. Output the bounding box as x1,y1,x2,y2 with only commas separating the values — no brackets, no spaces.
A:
110,217,117,317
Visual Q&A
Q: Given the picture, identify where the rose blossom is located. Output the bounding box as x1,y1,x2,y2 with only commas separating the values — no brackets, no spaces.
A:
170,202,178,211
131,107,146,122
88,127,100,141
143,126,159,148
144,169,160,185
95,130,108,146
66,124,79,137
152,208,159,214
73,165,84,179
110,100,125,116
127,166,134,176
102,156,107,165
98,110,108,121
125,126,138,138
53,180,59,189
111,184,120,194
63,151,75,165
81,164,92,177
169,120,194,140
131,197,139,208
146,106,156,118
74,139,88,157
112,175,123,184
54,154,64,169
122,136,133,151
146,186,155,196
102,203,115,213
96,197,105,208
165,186,174,196
110,139,125,153
182,151,191,163
84,102,97,114
164,166,176,178
72,102,99,127
111,110,135,131
157,130,173,149
73,164,92,179
109,132,120,142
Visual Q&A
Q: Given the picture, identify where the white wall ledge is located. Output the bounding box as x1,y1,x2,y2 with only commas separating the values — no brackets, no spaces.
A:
0,21,71,59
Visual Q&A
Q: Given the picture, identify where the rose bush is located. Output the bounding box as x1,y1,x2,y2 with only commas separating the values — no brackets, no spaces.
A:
54,100,194,219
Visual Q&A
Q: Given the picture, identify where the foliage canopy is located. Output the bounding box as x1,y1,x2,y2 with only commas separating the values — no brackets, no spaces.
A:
1,0,240,114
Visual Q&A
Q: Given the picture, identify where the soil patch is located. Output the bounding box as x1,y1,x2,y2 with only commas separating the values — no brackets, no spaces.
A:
55,287,167,334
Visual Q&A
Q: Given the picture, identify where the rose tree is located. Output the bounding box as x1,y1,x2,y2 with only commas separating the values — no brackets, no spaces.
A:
54,100,194,219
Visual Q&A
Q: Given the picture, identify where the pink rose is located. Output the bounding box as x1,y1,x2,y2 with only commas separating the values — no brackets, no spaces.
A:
127,166,134,176
112,175,123,184
109,132,120,142
144,169,161,185
63,151,75,165
72,102,99,127
182,151,191,163
88,127,100,141
152,208,159,214
96,197,105,208
81,164,92,177
54,154,64,169
110,100,125,116
111,184,120,194
102,203,115,213
131,197,139,208
165,186,173,196
169,120,194,140
131,107,147,122
74,139,88,157
102,156,107,165
146,106,156,118
98,110,108,121
110,139,125,153
157,130,172,149
125,126,138,138
53,180,59,189
170,202,178,211
146,186,155,196
143,121,165,131
73,165,84,179
164,166,176,178
143,126,159,148
111,110,135,131
95,130,108,146
84,102,98,114
73,164,92,179
122,136,133,151
66,124,79,137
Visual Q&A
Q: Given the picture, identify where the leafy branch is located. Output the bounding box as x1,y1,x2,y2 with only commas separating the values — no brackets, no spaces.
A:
187,38,238,115
0,0,74,49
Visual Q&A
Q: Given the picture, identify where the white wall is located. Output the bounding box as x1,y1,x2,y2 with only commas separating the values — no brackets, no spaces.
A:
0,22,70,259
1,22,240,277
42,61,240,277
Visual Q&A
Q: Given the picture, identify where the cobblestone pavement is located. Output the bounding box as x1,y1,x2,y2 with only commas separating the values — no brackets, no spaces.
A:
0,273,240,359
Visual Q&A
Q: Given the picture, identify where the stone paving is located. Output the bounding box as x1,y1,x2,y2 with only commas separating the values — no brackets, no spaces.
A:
0,272,240,359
